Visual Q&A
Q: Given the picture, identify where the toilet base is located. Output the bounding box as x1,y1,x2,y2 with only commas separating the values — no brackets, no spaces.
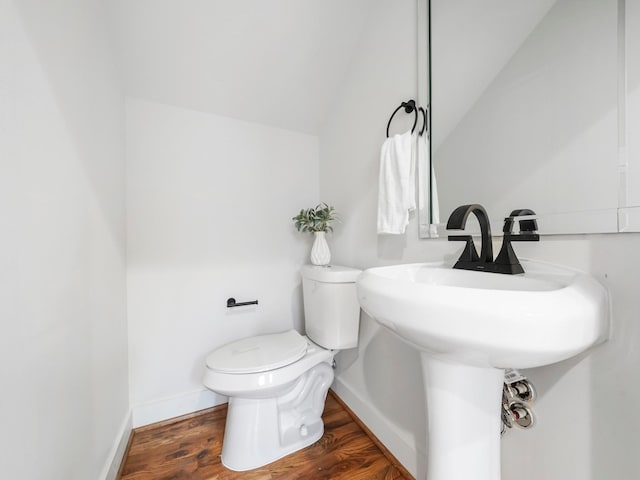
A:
221,361,334,471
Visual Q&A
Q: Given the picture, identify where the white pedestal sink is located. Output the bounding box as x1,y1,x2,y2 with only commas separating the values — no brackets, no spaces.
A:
356,260,609,480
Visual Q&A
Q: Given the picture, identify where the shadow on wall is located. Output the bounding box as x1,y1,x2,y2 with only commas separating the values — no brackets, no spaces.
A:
377,231,408,261
362,323,427,469
14,1,126,254
586,234,640,479
290,282,305,334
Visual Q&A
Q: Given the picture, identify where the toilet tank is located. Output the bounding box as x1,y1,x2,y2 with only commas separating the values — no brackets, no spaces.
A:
301,264,362,350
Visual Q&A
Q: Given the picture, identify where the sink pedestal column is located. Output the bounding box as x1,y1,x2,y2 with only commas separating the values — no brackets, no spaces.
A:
420,354,504,480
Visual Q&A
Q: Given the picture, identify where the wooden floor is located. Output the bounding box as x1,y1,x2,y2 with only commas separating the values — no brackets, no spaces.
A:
118,390,413,480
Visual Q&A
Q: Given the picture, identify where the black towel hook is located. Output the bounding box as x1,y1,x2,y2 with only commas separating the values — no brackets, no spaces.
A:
418,106,428,136
386,99,418,137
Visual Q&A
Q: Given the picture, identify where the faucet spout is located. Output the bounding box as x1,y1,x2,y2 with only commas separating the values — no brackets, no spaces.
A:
446,204,493,264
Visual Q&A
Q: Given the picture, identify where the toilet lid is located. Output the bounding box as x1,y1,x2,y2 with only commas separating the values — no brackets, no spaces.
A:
206,330,308,374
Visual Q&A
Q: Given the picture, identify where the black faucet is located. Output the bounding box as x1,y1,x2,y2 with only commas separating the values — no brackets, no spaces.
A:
446,204,494,270
446,205,539,274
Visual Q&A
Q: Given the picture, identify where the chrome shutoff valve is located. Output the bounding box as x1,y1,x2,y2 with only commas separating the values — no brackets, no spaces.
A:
507,379,536,403
508,402,534,429
501,369,536,435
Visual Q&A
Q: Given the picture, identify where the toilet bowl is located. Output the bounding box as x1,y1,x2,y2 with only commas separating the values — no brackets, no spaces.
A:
202,265,361,471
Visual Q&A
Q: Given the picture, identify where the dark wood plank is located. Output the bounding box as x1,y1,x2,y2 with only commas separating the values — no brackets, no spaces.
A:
118,390,414,480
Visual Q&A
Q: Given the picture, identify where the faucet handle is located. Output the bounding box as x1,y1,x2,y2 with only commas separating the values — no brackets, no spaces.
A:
503,209,538,233
502,208,539,243
494,209,540,274
448,235,480,262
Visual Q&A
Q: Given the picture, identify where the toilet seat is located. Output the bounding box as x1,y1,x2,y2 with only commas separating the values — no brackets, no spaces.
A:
203,335,334,398
206,330,308,374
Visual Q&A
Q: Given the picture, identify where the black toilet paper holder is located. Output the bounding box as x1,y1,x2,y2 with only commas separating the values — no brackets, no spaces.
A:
226,297,258,308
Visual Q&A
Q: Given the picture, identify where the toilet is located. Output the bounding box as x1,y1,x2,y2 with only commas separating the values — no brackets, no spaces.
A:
202,264,362,471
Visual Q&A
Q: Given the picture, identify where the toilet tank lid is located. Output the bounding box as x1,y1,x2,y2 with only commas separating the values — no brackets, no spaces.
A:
301,265,362,283
205,330,308,374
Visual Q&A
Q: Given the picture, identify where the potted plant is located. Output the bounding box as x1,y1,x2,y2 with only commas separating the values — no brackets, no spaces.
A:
292,203,337,266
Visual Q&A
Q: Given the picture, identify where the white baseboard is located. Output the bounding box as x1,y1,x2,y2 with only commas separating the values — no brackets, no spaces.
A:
99,411,132,480
332,377,424,478
131,388,227,428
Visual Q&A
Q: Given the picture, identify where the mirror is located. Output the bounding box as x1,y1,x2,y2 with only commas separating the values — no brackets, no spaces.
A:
422,0,639,236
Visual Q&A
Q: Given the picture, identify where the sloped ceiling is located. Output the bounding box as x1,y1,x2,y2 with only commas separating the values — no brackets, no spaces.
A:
110,0,372,134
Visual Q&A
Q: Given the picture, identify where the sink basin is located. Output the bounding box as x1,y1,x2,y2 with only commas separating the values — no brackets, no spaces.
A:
357,260,609,368
356,260,609,480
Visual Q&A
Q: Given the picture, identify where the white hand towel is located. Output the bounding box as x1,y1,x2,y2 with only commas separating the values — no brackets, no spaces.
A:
377,130,415,234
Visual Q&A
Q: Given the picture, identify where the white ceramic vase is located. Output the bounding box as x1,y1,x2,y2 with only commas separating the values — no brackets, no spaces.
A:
310,231,331,266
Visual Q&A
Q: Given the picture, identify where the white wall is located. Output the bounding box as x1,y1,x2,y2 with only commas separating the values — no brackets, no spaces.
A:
0,1,129,479
321,2,640,480
126,98,319,425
